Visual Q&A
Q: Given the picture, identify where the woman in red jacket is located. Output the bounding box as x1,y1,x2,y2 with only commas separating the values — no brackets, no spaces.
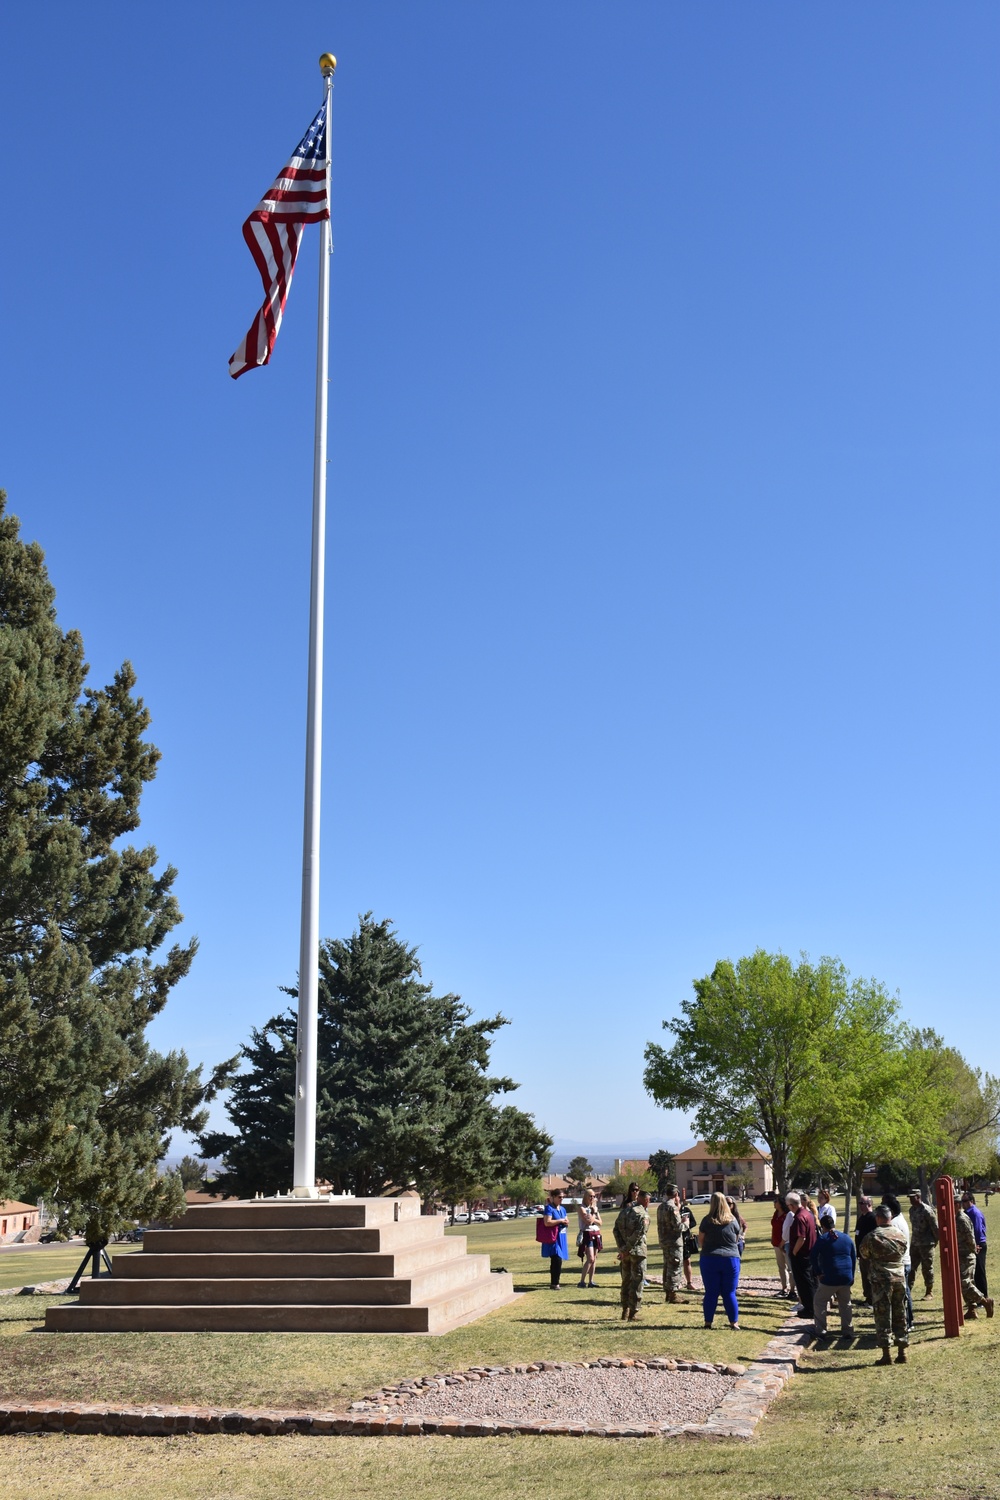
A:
770,1195,790,1294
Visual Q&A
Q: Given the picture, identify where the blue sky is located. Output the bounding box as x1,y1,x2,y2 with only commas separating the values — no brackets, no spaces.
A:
3,3,998,1155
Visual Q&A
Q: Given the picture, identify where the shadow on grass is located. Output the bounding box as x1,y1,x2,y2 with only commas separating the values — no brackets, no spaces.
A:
514,1316,776,1335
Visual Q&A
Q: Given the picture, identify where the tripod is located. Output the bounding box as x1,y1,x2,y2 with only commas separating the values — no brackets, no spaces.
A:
65,1240,114,1296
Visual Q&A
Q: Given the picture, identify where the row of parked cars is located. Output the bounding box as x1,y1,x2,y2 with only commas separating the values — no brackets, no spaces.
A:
452,1206,541,1223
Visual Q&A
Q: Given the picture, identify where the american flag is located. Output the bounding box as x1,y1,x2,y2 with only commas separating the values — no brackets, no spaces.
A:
229,103,329,380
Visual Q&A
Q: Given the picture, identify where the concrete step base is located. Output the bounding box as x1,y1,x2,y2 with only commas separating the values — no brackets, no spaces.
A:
44,1199,513,1336
110,1236,469,1282
78,1255,492,1306
46,1272,516,1334
167,1198,421,1231
140,1218,441,1256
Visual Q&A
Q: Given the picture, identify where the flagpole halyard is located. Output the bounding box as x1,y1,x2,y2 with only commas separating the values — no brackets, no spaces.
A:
291,56,335,1197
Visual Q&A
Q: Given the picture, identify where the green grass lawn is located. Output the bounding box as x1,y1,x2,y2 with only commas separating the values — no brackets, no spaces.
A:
0,1243,140,1292
3,1198,999,1499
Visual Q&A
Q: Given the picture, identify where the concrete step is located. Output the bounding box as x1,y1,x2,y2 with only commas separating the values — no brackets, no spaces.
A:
141,1218,442,1257
77,1255,492,1307
423,1270,516,1333
46,1271,516,1334
175,1198,422,1231
112,1235,469,1281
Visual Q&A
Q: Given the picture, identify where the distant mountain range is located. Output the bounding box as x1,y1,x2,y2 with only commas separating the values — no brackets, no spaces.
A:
165,1142,693,1182
548,1138,690,1175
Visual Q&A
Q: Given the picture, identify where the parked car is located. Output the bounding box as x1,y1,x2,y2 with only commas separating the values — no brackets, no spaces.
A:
686,1194,712,1204
471,1211,489,1222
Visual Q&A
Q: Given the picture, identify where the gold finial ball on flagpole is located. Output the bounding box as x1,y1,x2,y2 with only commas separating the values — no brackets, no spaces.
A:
319,53,337,76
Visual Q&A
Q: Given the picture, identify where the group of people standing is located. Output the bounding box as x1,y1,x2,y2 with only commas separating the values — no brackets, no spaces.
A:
540,1181,748,1328
539,1178,994,1366
770,1184,993,1364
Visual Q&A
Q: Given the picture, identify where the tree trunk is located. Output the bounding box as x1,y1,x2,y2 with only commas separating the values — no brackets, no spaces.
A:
842,1168,854,1236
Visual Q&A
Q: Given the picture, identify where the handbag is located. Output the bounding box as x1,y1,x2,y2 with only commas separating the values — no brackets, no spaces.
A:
536,1216,559,1245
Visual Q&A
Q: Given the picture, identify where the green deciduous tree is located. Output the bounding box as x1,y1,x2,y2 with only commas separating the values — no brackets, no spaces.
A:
0,493,230,1246
503,1175,543,1208
644,950,879,1195
201,915,551,1204
903,1029,1000,1185
806,977,910,1233
726,1171,754,1200
604,1169,657,1200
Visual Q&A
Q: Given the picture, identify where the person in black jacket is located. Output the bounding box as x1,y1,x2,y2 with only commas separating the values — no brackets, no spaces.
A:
854,1195,878,1305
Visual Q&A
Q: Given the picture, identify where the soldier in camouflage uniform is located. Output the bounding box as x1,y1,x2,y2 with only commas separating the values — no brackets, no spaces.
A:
955,1201,994,1319
618,1189,651,1321
860,1203,909,1364
906,1188,938,1298
656,1184,685,1303
612,1183,639,1316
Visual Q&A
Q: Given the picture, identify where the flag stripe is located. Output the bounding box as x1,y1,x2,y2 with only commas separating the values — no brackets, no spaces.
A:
229,102,329,380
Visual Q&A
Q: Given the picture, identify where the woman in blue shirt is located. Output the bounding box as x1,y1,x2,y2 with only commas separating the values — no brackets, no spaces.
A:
541,1189,569,1288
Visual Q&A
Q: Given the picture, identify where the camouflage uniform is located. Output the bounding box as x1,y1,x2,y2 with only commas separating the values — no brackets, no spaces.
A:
907,1198,938,1295
656,1198,685,1302
860,1224,908,1348
619,1201,650,1315
956,1207,992,1315
612,1203,630,1307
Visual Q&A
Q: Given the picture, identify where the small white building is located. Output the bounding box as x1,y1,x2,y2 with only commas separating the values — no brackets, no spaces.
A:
674,1143,773,1199
0,1200,41,1244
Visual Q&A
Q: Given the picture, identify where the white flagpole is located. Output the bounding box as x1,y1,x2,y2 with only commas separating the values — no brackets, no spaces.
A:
292,53,336,1197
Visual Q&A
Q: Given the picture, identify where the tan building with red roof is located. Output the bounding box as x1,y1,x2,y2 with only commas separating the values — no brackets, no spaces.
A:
674,1143,772,1199
1,1200,41,1244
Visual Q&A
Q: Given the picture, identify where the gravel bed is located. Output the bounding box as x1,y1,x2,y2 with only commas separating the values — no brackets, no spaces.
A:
403,1366,736,1428
688,1274,785,1297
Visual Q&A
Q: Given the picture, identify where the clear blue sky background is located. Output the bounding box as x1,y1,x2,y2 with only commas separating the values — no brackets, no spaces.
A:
3,4,997,1157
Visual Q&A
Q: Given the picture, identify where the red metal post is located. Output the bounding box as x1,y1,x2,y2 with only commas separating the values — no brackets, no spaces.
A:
936,1174,963,1338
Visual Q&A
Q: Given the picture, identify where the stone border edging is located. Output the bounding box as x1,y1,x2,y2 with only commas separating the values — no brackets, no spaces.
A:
0,1314,812,1441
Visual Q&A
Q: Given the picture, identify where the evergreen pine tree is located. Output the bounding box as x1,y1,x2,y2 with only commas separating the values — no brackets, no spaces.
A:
0,493,231,1242
648,1149,676,1193
201,914,551,1201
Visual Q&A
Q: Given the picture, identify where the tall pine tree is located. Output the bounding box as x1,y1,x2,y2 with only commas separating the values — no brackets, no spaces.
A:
0,492,231,1241
201,914,551,1201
